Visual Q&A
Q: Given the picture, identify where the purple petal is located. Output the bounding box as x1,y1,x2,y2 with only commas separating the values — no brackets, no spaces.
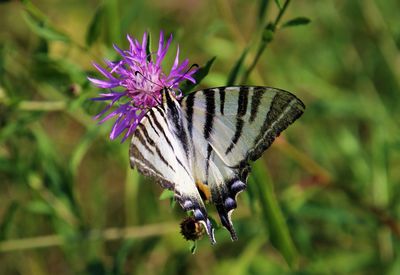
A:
141,32,148,53
113,44,126,58
94,103,113,120
156,31,165,62
88,77,119,88
171,46,180,71
92,62,115,80
156,33,172,67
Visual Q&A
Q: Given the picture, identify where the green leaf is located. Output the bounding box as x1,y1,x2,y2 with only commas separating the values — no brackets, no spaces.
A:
282,17,311,28
249,161,298,268
146,32,152,62
23,12,70,42
104,0,121,45
85,5,104,46
159,189,175,200
274,0,282,9
226,47,249,86
190,241,197,254
180,56,216,94
0,201,18,241
22,11,70,42
21,0,48,20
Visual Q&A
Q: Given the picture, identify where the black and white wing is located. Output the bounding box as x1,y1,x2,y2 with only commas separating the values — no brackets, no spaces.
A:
130,86,304,244
180,86,305,241
129,89,216,243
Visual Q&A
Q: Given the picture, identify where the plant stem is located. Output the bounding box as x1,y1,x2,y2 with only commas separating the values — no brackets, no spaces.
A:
18,101,67,111
241,0,292,83
0,223,177,253
274,0,291,26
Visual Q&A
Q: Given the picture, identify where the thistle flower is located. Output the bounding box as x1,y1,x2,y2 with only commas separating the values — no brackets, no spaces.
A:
88,31,197,141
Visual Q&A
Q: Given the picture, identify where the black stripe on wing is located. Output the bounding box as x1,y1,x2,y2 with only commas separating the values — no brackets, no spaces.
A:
148,109,174,150
129,143,170,186
203,90,215,140
185,92,195,139
249,87,264,123
246,90,305,164
225,87,249,155
204,90,216,180
136,124,176,172
219,87,226,115
163,88,191,158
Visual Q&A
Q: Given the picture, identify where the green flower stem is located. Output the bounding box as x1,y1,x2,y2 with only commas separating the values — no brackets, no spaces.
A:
274,0,292,26
241,0,292,83
216,0,264,84
251,161,298,268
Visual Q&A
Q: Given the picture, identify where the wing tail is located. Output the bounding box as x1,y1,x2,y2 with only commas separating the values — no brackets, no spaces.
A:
176,194,216,244
215,178,246,241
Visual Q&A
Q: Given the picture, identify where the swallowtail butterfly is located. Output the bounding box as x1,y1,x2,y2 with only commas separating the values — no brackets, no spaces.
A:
129,86,305,244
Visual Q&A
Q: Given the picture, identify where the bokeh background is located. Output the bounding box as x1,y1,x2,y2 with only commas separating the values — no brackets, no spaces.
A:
1,0,400,274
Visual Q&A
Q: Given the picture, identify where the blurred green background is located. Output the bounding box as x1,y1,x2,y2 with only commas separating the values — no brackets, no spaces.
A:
1,0,400,274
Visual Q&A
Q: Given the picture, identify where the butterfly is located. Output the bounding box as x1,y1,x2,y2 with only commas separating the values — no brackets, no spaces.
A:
129,86,305,244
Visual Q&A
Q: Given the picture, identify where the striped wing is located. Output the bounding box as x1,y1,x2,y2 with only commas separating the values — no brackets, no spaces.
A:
180,86,305,240
129,89,215,243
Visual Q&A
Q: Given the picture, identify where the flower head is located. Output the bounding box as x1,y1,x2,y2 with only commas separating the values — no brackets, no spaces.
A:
88,31,197,141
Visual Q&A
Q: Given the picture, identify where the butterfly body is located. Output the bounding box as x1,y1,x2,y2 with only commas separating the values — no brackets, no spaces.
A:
129,86,305,244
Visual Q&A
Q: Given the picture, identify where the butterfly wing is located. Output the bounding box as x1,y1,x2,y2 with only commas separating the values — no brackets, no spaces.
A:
180,86,305,240
129,90,216,243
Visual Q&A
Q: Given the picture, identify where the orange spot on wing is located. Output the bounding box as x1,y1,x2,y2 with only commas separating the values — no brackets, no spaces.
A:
196,180,212,202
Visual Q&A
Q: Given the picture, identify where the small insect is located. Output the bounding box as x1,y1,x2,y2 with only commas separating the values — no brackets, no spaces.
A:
129,85,305,244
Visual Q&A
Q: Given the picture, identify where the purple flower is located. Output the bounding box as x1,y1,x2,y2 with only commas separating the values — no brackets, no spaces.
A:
88,31,197,141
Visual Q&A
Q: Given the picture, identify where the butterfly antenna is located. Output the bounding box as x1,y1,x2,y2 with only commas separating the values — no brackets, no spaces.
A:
134,71,163,105
169,63,199,89
135,71,164,90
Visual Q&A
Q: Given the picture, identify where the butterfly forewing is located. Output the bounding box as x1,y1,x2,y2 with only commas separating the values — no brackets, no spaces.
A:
130,86,305,244
181,86,305,168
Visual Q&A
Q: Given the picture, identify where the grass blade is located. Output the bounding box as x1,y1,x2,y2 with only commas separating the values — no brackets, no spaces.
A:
226,47,248,86
22,10,70,42
250,161,298,268
86,5,104,47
